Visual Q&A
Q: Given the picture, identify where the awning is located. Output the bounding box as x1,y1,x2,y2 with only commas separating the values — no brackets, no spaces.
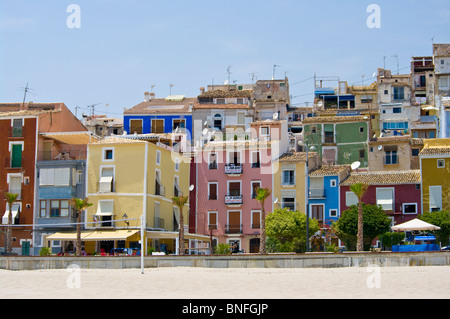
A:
2,205,20,225
40,131,99,144
46,230,139,241
146,230,214,241
391,218,441,231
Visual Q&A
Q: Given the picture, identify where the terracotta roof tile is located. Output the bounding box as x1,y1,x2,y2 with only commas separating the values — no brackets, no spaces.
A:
277,152,318,162
303,115,369,124
340,170,421,186
310,165,351,176
124,97,196,115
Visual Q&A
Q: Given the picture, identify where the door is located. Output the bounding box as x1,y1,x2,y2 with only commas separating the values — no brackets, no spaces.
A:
228,211,241,233
311,205,324,223
21,241,30,256
249,238,260,253
11,144,22,168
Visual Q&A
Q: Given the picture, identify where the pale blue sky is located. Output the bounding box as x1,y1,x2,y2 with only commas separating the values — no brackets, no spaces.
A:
1,0,449,117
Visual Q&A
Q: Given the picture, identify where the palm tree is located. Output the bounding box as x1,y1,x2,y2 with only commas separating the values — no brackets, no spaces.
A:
172,195,189,255
4,192,19,253
256,187,271,254
71,197,93,256
350,183,369,252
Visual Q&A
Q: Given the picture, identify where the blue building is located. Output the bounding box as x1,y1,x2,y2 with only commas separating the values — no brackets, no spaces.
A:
124,94,196,139
308,165,351,226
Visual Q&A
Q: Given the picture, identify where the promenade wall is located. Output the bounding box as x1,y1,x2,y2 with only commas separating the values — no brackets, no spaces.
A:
1,252,450,270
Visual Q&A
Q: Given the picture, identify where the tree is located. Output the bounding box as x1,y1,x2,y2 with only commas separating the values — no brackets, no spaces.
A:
4,192,19,253
350,183,369,251
419,210,450,247
266,208,320,253
255,187,271,254
71,198,93,257
172,195,189,255
333,204,391,251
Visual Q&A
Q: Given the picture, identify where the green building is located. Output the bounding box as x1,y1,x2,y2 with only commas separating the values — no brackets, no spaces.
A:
302,116,370,167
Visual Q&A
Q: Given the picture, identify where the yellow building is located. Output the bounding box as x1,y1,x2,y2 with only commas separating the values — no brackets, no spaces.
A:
420,138,450,213
273,152,319,213
83,136,205,255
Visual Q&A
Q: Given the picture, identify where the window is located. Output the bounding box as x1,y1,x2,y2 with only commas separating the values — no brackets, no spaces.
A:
40,168,71,186
228,182,241,196
208,183,218,200
260,126,270,136
346,191,358,206
2,203,20,225
236,98,244,105
173,119,185,131
282,170,295,186
129,119,142,134
359,149,365,159
329,209,338,218
330,179,337,187
376,188,394,211
8,175,22,200
99,167,114,193
384,90,388,95
412,149,419,157
383,122,408,130
12,118,23,137
385,148,398,165
39,200,47,218
393,107,402,114
359,126,364,133
50,200,70,218
251,211,261,229
402,203,417,214
96,200,114,227
213,114,222,130
208,153,217,169
281,197,295,211
360,95,373,103
429,186,442,212
155,170,164,196
151,119,164,133
311,126,317,134
393,87,405,100
174,176,182,197
216,98,226,105
103,148,114,161
237,112,245,125
311,205,324,222
228,151,240,166
437,159,445,168
251,181,261,199
251,151,260,168
156,150,161,165
208,212,217,229
174,157,180,171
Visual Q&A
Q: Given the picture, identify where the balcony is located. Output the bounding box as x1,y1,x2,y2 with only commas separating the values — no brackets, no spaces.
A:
225,164,242,175
225,195,243,205
309,188,325,198
154,217,165,229
5,157,25,169
225,224,243,234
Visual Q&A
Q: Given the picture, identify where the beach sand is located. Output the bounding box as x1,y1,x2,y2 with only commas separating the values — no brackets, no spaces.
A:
1,266,449,299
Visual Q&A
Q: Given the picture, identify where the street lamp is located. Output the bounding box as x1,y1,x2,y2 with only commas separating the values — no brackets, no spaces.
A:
298,140,316,252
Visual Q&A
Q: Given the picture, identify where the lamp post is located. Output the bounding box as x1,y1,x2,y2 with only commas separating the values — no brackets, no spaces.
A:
298,140,315,252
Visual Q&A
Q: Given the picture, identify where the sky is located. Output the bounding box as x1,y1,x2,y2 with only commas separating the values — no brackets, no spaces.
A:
1,0,449,118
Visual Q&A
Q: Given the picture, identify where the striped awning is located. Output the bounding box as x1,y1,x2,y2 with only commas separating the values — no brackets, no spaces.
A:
46,230,139,241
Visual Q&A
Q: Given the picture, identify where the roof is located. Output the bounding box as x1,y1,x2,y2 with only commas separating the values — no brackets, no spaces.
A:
369,135,411,145
198,89,253,99
340,170,421,186
92,136,148,145
193,103,251,110
419,146,450,156
277,152,318,162
302,115,369,124
0,109,59,118
310,165,351,176
40,131,99,144
124,97,197,115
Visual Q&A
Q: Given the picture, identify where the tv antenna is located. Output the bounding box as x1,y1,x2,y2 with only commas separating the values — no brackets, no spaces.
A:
19,83,35,106
392,55,399,75
273,64,280,79
87,103,101,117
226,65,232,86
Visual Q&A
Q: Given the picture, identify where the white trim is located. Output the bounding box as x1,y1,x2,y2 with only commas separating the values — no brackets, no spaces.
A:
250,210,261,228
429,185,442,212
8,141,25,152
330,179,337,187
227,180,242,196
309,203,325,220
250,180,261,198
437,159,445,168
208,211,218,228
129,118,143,134
208,182,218,200
402,202,418,215
102,147,115,162
376,187,395,211
345,191,358,206
329,208,338,218
151,118,165,134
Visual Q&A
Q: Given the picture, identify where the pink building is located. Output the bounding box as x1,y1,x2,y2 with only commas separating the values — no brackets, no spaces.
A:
195,140,274,253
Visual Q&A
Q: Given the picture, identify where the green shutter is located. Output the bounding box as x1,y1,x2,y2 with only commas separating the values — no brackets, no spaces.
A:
11,144,22,168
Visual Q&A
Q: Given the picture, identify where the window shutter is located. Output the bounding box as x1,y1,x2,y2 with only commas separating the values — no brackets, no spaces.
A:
376,188,394,210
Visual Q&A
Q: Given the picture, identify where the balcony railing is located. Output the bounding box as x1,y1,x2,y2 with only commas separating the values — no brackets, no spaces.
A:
225,164,242,175
154,217,165,229
309,188,325,198
225,224,243,234
225,195,243,205
5,157,24,169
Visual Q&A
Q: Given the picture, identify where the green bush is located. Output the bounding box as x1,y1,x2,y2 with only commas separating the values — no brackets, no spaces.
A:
39,247,52,256
381,232,405,250
214,243,231,255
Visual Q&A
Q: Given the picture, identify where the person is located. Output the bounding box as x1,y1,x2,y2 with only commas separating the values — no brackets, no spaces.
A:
231,241,239,254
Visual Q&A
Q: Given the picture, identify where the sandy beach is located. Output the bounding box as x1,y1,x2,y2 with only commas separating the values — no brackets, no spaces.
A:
1,266,449,299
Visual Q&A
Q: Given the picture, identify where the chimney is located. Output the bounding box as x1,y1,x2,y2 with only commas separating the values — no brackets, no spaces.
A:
200,87,205,94
144,92,150,102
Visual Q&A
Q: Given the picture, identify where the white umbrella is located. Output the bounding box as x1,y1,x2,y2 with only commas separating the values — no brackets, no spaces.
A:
391,218,441,231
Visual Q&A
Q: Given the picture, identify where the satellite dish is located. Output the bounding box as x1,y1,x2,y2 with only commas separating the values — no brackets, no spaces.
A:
378,145,383,151
272,113,279,120
273,197,278,204
202,128,208,135
372,72,376,78
203,121,208,126
189,185,194,191
317,101,323,107
351,161,361,170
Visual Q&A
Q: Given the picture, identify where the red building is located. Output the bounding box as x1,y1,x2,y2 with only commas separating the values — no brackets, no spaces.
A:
0,103,87,255
340,170,422,226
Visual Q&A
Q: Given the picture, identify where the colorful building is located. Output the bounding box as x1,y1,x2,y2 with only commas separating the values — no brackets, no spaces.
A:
302,115,370,167
420,138,450,213
308,165,350,226
340,170,422,226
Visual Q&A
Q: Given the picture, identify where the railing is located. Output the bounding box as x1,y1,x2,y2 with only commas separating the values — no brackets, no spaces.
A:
225,224,243,234
225,195,243,205
5,157,24,169
209,162,218,170
309,188,325,198
225,164,242,175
